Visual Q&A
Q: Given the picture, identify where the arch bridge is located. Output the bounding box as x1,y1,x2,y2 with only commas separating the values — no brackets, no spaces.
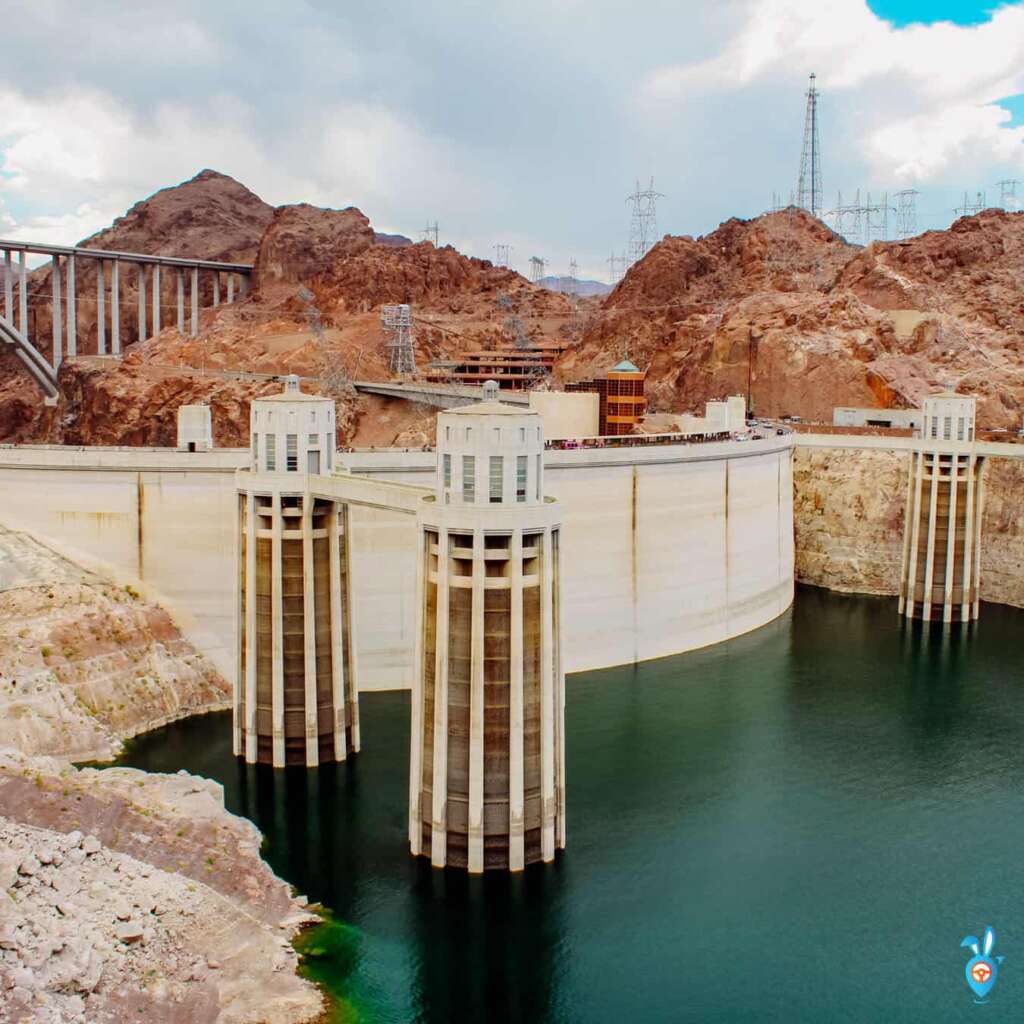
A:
0,239,254,404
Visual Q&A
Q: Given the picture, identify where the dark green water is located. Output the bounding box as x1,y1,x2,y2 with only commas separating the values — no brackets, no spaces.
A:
116,588,1024,1022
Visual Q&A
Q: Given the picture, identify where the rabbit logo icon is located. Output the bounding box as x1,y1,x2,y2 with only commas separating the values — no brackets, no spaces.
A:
961,926,1003,1003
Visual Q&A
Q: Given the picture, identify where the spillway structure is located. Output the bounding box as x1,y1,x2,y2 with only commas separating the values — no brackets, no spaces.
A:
234,376,359,766
409,380,566,872
899,391,985,623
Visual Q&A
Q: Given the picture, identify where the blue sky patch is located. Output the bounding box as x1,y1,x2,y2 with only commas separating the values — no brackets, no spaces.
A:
995,93,1024,127
867,1,1007,26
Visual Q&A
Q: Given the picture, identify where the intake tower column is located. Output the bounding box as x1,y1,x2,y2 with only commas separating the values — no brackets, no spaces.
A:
234,376,358,766
409,380,566,872
899,391,985,623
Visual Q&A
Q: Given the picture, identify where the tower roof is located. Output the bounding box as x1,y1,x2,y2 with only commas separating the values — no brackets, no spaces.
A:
611,358,641,373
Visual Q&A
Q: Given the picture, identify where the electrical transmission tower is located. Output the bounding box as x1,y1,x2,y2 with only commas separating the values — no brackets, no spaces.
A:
626,178,664,264
381,304,417,376
607,251,628,284
567,259,579,298
494,244,512,268
828,189,894,244
796,73,823,219
997,180,1020,210
529,256,547,283
893,189,919,239
421,221,440,246
954,191,986,218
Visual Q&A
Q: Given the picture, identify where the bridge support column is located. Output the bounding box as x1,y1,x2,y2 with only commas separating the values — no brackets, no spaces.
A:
65,254,76,358
51,256,62,368
190,266,199,337
96,260,106,355
137,263,146,342
152,264,161,336
111,261,121,355
176,269,184,333
18,252,27,335
213,272,220,307
3,251,11,322
227,274,235,303
240,274,250,298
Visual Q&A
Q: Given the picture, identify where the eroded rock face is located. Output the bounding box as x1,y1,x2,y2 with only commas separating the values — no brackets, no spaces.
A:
0,524,229,761
253,204,375,296
0,755,322,1024
792,446,1024,608
560,207,1024,427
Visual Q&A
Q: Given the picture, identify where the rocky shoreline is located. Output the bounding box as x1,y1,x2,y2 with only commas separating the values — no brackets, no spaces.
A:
0,527,325,1024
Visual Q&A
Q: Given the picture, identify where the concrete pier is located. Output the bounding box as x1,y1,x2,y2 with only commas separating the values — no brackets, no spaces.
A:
152,264,161,336
899,392,984,623
111,261,121,355
51,256,62,367
96,261,106,355
65,255,76,358
409,381,566,872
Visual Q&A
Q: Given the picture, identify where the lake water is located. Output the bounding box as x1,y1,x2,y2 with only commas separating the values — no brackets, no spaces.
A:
116,588,1024,1022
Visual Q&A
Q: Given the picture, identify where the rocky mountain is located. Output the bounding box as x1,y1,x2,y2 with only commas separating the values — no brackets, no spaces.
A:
558,207,1024,427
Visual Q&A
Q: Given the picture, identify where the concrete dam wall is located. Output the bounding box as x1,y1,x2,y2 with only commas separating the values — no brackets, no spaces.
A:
0,436,795,688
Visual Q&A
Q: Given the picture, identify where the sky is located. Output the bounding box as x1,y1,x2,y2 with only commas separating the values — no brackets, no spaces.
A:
2,1,1024,280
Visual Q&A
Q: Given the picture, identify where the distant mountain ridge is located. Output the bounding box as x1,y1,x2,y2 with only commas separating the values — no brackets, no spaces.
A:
538,275,611,297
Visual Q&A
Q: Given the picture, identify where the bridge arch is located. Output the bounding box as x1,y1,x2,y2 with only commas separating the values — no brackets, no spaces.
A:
0,315,58,402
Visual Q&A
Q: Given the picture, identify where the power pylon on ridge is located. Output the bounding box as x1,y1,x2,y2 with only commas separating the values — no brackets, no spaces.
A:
381,303,416,376
954,191,986,218
997,180,1021,210
796,73,823,220
529,256,547,283
421,221,439,246
494,244,512,268
893,189,919,240
827,189,894,245
626,178,664,264
567,259,579,298
607,251,628,284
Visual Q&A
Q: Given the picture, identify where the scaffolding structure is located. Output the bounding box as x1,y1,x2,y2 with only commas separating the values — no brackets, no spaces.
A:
796,73,823,219
381,303,416,376
626,178,664,264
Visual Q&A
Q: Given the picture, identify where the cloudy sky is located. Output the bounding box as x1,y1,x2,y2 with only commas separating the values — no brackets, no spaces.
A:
2,0,1024,279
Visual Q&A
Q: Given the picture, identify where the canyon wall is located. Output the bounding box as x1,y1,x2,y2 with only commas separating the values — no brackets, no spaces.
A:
793,446,1024,608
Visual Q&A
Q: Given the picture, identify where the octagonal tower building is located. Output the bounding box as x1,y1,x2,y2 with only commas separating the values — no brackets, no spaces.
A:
409,381,566,872
234,376,359,767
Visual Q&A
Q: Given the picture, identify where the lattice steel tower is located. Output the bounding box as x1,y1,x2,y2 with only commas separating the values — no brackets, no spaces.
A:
796,73,823,219
381,304,417,376
626,178,664,264
894,189,919,240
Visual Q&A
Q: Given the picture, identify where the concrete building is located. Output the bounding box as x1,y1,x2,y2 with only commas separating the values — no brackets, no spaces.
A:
899,392,984,622
677,395,745,437
176,404,213,452
409,382,565,872
833,407,921,432
564,359,647,435
234,376,359,766
527,391,599,440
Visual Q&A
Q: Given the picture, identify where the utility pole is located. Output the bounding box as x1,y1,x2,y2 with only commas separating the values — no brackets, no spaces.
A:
997,180,1020,210
893,189,919,240
796,73,823,219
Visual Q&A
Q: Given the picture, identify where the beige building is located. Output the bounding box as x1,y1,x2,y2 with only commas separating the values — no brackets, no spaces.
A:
176,404,213,452
409,382,566,872
528,391,599,440
899,392,984,622
234,377,359,766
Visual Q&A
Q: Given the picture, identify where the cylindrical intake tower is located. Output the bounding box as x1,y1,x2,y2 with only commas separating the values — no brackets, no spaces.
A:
899,392,985,623
234,377,359,766
409,381,566,872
